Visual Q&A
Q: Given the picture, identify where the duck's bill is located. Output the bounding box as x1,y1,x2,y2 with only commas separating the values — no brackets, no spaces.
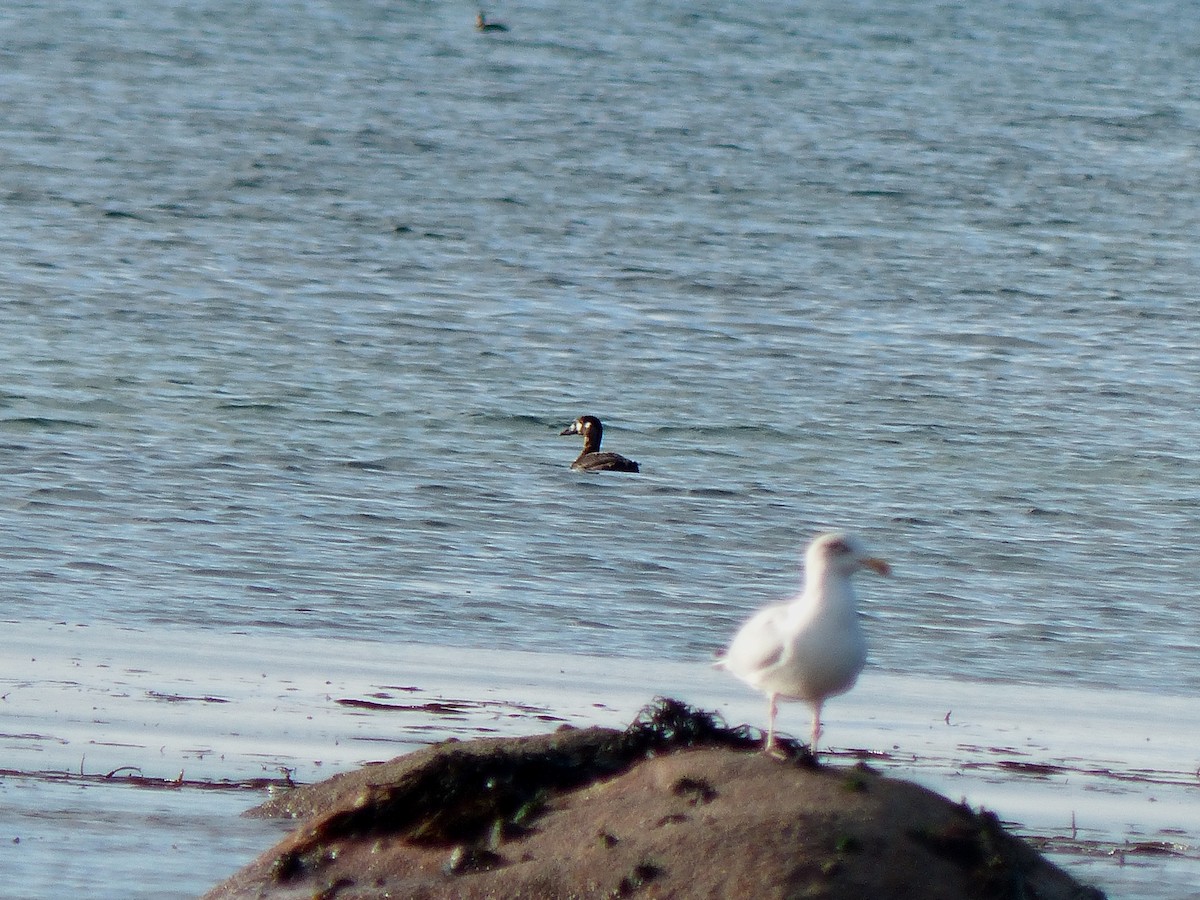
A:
560,423,580,435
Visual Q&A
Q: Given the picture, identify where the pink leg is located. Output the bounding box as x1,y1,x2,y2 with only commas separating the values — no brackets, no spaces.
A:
764,694,779,752
810,700,824,752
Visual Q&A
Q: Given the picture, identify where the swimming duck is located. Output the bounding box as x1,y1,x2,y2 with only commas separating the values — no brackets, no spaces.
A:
715,532,890,755
475,12,508,31
559,415,640,473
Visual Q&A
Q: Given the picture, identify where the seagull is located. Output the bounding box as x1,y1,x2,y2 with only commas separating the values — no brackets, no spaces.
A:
716,532,890,754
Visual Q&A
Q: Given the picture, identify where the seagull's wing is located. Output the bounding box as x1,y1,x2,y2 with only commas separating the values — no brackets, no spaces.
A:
717,605,789,678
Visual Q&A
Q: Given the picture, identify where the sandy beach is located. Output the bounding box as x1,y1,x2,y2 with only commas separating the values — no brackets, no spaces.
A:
1,620,1197,899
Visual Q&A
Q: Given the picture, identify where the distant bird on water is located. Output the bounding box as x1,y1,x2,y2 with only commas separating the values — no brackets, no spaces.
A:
559,415,640,473
716,532,890,755
475,12,508,31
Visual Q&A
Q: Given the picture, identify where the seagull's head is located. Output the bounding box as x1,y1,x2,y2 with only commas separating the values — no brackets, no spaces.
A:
808,532,891,578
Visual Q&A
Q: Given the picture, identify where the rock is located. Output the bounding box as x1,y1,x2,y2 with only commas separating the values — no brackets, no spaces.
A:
204,700,1105,900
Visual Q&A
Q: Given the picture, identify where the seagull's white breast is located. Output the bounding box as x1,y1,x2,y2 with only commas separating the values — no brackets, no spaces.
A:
722,584,867,704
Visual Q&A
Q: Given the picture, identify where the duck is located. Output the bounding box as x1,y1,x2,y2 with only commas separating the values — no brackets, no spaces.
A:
715,532,890,755
475,12,509,31
559,415,640,473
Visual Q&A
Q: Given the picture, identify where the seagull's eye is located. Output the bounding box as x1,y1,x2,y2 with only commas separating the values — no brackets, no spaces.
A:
826,538,851,555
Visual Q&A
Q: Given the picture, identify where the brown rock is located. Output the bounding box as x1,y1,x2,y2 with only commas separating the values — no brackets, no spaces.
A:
204,700,1105,900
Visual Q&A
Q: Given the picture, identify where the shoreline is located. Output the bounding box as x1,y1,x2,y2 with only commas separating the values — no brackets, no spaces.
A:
1,620,1197,898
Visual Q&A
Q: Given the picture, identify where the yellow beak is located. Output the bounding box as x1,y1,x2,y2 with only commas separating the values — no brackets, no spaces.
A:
862,557,891,577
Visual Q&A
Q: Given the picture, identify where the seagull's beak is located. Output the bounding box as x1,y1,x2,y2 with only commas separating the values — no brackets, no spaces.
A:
559,422,579,436
861,557,891,576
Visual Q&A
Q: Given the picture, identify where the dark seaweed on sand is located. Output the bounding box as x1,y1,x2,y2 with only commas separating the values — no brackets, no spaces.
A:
270,698,811,884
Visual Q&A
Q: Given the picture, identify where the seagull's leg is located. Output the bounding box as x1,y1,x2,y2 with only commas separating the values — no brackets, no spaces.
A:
810,700,823,753
763,694,779,753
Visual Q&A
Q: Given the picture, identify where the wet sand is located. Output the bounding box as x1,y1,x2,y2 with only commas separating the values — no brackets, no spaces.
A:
204,702,1101,899
1,620,1197,899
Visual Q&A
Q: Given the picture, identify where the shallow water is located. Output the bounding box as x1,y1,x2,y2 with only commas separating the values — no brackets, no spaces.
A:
1,622,1197,899
0,779,288,900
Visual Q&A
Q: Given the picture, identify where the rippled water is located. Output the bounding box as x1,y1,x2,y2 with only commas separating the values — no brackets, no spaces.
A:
3,0,1199,695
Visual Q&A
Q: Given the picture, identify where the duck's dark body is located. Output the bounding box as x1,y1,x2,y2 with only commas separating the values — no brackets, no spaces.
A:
475,12,508,31
572,450,640,473
559,415,640,473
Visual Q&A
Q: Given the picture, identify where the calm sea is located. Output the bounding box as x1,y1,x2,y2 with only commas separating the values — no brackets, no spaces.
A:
3,0,1199,696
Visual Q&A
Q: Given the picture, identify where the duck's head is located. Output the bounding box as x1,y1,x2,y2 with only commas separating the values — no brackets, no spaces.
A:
560,415,603,439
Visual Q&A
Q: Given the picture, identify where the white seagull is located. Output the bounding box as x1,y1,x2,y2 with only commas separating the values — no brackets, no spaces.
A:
716,532,890,754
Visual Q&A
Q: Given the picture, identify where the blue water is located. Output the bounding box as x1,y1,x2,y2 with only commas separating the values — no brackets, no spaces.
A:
3,0,1199,696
